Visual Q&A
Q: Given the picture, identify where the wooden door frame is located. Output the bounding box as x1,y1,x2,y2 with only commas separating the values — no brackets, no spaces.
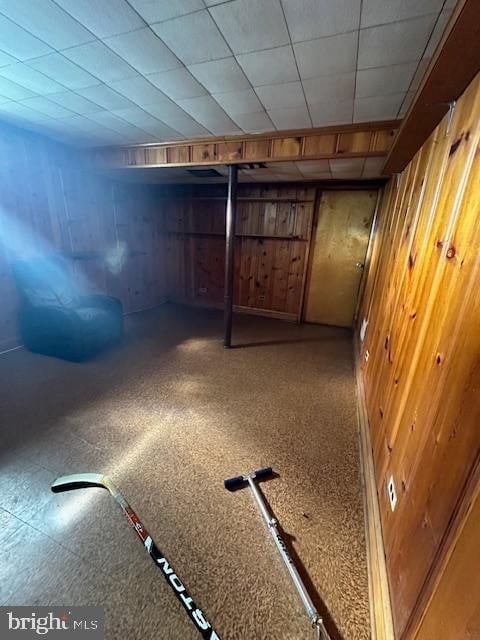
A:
300,186,322,322
300,186,381,325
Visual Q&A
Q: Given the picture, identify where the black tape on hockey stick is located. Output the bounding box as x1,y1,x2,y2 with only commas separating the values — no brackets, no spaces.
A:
52,473,220,640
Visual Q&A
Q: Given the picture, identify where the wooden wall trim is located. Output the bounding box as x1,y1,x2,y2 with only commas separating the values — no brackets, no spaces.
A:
384,0,480,174
355,348,395,640
91,122,399,169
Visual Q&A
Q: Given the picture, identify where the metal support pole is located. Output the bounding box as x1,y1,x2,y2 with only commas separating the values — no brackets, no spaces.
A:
224,164,237,348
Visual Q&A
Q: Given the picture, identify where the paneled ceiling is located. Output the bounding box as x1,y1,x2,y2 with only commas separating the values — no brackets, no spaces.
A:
0,0,454,148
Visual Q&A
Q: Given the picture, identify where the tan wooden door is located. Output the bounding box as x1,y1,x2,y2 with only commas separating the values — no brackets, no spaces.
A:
304,190,377,327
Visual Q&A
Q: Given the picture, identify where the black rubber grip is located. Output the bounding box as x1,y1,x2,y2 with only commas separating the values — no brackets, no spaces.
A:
224,475,246,491
255,467,273,479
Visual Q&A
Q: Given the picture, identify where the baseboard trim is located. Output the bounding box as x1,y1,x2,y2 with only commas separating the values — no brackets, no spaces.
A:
168,297,298,323
354,343,395,640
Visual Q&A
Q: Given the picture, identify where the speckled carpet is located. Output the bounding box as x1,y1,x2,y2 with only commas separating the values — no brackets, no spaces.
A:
0,304,370,640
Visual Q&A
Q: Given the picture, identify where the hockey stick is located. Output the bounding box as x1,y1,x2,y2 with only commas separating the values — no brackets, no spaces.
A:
224,467,332,640
51,473,220,640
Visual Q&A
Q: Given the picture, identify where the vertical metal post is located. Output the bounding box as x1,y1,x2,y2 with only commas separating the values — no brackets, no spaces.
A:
224,164,238,348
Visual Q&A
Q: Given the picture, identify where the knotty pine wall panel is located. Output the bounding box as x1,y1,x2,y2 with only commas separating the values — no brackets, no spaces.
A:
357,73,480,639
0,123,165,351
162,185,315,320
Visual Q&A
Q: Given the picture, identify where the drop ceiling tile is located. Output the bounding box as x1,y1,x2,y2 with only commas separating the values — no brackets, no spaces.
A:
303,72,355,104
111,106,164,129
177,95,240,134
362,156,385,177
127,0,204,23
353,93,404,122
0,15,53,61
139,122,182,140
410,58,430,91
309,99,353,126
27,53,100,90
267,105,311,129
269,162,302,177
47,91,104,114
358,15,437,69
210,0,289,54
54,0,145,38
356,62,417,99
53,115,118,138
164,116,211,137
0,102,53,124
109,75,169,107
20,96,75,118
151,11,230,65
236,46,299,87
87,110,149,134
188,58,250,94
398,91,415,117
77,85,137,111
0,63,66,95
232,110,274,133
330,158,365,176
296,159,330,173
361,0,443,28
0,94,12,105
142,99,191,121
147,67,207,100
62,41,138,83
0,0,95,49
282,0,361,42
256,81,306,111
0,50,18,68
104,28,181,75
88,111,158,142
0,76,36,100
294,32,357,80
424,8,452,58
213,88,263,116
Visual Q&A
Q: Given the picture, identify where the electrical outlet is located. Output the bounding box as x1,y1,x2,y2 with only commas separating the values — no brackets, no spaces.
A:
387,475,397,512
364,349,370,362
199,287,208,294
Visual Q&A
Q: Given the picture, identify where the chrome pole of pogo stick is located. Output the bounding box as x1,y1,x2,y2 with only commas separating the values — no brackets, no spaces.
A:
225,468,331,640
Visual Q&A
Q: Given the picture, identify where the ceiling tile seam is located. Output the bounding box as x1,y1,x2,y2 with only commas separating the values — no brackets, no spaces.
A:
20,0,213,140
352,0,363,125
87,6,231,138
49,0,149,38
278,0,312,127
359,8,446,32
0,3,99,56
204,2,271,134
81,110,173,141
395,5,446,118
125,4,208,26
26,34,207,137
22,53,103,89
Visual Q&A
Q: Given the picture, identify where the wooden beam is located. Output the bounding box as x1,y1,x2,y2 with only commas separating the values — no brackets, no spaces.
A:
384,0,480,174
91,121,400,170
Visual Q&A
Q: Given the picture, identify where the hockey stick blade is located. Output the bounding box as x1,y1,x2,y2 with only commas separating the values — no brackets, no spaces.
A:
52,473,107,492
51,473,221,640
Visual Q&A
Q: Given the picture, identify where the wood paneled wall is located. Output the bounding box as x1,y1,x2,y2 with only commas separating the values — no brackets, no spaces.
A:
162,185,316,320
357,72,480,639
0,123,165,351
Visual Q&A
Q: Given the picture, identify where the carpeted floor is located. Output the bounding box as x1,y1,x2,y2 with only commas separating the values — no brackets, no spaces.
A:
0,304,370,640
